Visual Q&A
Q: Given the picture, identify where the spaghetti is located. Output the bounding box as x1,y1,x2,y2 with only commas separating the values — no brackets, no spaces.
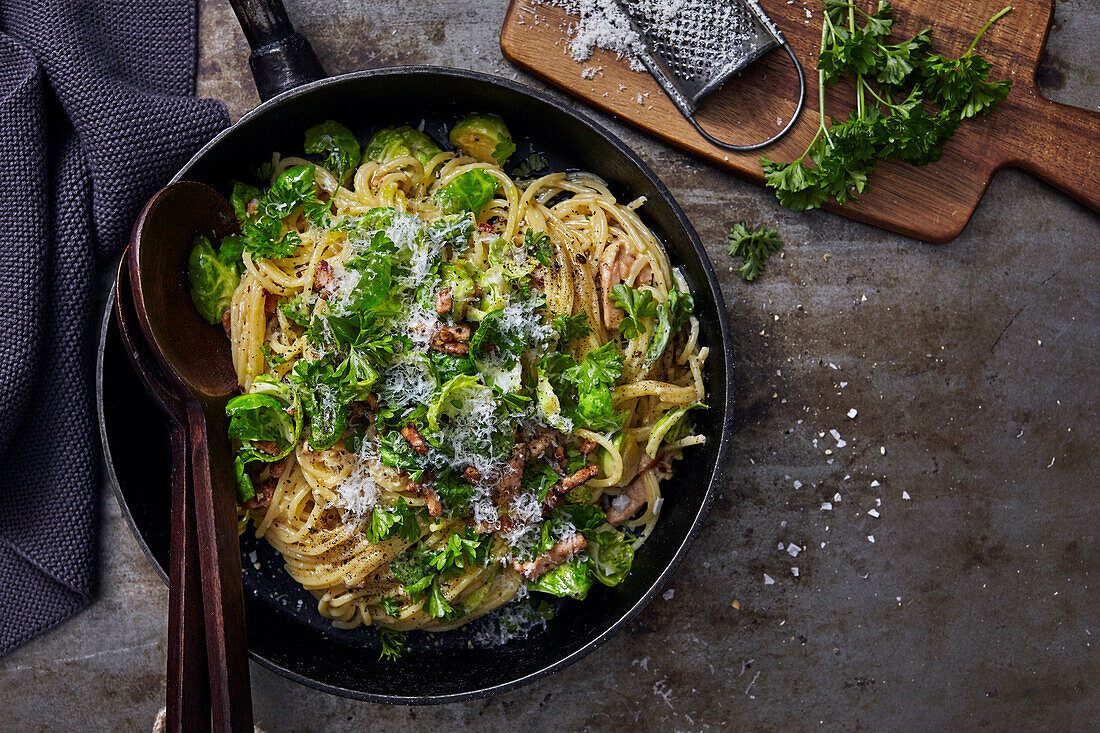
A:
191,116,709,639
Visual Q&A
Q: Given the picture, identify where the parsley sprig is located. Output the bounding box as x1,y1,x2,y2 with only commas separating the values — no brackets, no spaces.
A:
609,284,658,339
760,2,1012,210
727,223,784,281
379,628,408,661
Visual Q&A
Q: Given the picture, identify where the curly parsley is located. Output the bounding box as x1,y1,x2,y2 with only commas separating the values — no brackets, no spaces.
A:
727,223,784,281
760,2,1012,210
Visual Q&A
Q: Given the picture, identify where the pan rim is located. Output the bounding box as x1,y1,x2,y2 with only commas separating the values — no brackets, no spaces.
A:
98,65,735,704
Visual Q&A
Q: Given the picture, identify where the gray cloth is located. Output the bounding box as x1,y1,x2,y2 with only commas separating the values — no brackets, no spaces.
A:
0,0,229,656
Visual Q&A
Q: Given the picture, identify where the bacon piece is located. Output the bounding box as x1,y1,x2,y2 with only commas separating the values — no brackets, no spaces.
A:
435,287,453,314
269,458,289,478
606,476,648,524
513,534,587,580
541,464,599,515
548,445,567,473
420,485,443,517
400,423,428,454
242,479,275,510
463,466,481,484
477,222,494,233
264,293,279,314
437,324,470,342
365,392,379,411
314,260,337,300
580,439,598,456
246,198,259,217
221,309,232,337
494,436,556,505
429,324,473,355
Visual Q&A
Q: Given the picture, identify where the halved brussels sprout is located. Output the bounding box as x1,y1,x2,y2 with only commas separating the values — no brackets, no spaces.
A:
449,114,515,166
363,126,443,167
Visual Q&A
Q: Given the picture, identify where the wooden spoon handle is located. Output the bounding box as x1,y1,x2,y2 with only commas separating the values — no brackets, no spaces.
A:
1003,87,1100,215
114,259,211,731
166,425,211,732
186,401,253,733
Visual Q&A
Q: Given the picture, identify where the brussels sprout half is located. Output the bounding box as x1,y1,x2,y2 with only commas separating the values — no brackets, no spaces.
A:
363,126,443,168
449,114,516,166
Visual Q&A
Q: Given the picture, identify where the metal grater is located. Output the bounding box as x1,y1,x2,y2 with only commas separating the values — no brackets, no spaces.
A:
611,0,806,151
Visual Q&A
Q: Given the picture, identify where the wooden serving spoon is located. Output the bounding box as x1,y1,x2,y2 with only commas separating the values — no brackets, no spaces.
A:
127,182,253,733
115,254,210,732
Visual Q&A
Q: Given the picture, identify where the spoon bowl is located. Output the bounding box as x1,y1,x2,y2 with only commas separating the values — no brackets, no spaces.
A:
128,181,239,399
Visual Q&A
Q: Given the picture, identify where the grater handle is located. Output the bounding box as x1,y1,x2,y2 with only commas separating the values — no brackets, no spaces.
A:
678,42,806,152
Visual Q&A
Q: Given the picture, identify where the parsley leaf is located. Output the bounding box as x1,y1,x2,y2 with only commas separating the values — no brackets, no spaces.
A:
429,528,491,576
727,223,784,282
564,342,623,392
609,284,658,339
239,165,328,259
379,628,407,661
511,153,548,178
493,138,517,167
427,577,454,619
279,292,312,327
377,596,402,618
553,313,592,341
364,498,422,544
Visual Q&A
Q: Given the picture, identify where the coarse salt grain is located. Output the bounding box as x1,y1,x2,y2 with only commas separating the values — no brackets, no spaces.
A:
764,573,775,585
902,491,911,500
868,508,880,518
786,543,802,557
848,408,858,418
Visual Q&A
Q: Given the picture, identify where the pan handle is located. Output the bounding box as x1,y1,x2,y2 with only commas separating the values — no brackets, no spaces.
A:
228,0,327,102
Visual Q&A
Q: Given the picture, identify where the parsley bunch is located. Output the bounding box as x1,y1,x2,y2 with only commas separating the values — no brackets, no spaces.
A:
760,2,1012,210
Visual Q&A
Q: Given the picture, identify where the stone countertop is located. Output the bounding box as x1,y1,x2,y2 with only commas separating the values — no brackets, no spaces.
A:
2,1,1097,730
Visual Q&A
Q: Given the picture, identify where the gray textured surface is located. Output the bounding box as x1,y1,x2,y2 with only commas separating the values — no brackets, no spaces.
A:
2,1,1097,730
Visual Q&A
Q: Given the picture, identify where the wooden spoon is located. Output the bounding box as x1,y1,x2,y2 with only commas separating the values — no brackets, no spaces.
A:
127,182,253,733
115,254,210,732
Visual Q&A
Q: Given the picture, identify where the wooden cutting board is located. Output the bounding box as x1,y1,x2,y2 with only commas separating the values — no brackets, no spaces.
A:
500,0,1100,242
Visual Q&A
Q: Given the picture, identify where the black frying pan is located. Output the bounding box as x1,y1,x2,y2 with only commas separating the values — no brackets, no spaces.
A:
96,0,735,703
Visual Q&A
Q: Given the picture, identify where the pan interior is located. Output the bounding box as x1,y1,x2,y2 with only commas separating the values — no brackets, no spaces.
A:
101,68,729,702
